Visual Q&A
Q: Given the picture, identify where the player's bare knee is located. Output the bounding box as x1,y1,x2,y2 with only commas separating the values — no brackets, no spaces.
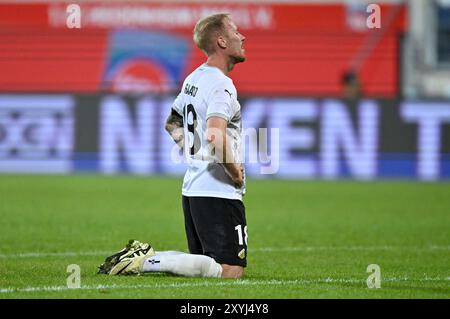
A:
221,264,244,279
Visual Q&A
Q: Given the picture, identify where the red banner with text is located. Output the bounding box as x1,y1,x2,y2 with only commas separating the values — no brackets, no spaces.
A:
0,2,406,96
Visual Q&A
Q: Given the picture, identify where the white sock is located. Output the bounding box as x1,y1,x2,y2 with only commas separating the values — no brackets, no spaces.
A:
154,250,184,256
142,252,222,278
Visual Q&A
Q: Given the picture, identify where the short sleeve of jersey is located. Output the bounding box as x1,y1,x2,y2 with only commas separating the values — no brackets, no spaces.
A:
172,92,184,116
206,82,234,122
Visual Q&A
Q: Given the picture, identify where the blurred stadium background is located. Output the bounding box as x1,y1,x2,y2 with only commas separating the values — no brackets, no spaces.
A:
0,0,448,180
1,0,450,299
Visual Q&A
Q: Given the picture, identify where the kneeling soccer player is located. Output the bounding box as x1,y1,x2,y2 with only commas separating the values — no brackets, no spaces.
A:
98,13,248,279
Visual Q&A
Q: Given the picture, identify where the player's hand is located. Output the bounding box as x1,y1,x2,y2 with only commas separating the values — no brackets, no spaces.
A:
232,165,244,188
223,163,244,188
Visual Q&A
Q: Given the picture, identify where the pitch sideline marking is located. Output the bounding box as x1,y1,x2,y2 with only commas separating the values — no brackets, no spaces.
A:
1,277,450,294
1,245,450,259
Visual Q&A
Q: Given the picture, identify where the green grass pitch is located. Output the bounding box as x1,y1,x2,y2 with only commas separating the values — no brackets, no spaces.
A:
0,175,449,298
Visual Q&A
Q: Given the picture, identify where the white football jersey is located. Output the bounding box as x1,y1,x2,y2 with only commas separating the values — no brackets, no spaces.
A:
171,63,245,201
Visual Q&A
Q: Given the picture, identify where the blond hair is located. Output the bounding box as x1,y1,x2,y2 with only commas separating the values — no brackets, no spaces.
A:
193,13,229,55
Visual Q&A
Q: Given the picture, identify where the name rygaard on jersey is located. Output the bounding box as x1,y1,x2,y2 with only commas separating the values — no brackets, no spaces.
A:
172,64,245,201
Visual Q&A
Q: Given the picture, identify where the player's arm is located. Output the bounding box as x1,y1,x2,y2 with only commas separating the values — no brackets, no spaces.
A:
206,116,244,188
165,109,184,149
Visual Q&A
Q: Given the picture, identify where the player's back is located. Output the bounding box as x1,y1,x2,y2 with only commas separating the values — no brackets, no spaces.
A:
175,64,236,161
172,63,244,201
